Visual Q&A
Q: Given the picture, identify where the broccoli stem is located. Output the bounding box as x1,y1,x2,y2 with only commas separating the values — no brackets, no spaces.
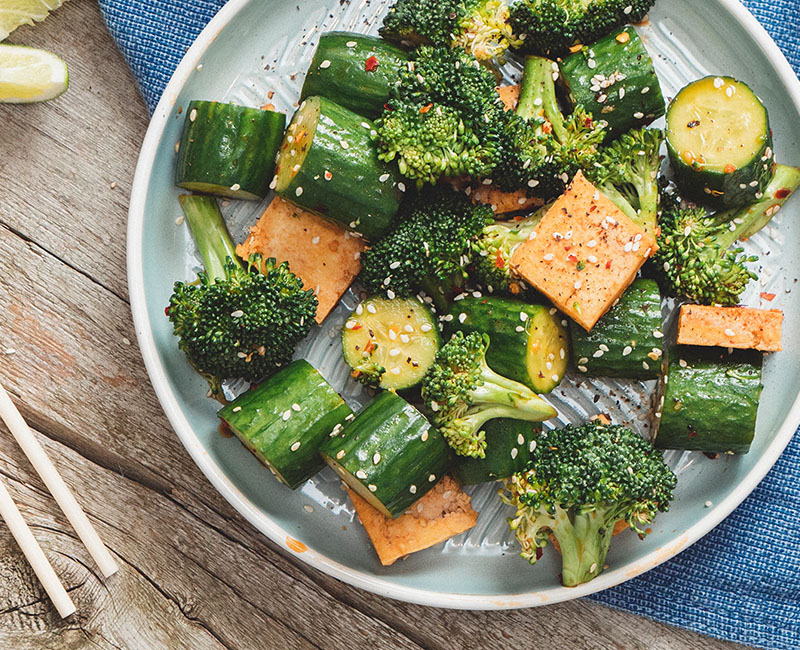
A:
555,507,616,587
517,55,568,143
595,183,640,224
713,164,800,246
179,194,241,281
471,364,557,418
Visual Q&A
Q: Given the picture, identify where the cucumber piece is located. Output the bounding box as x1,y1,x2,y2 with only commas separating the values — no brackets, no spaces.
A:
274,96,403,242
301,32,410,119
342,296,440,391
454,419,540,485
175,100,286,200
571,278,663,379
559,26,665,139
218,360,353,489
444,297,569,393
654,347,762,454
321,391,451,518
666,76,775,209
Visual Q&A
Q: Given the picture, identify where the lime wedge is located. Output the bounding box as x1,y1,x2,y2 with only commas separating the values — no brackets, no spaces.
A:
0,0,67,41
0,44,68,102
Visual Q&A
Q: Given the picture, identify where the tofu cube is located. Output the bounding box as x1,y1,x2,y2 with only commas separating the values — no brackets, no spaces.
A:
677,305,783,352
496,84,520,112
347,475,478,566
509,171,656,331
236,197,366,323
469,184,544,215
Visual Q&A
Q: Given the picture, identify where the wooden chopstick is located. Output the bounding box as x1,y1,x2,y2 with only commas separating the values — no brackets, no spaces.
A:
0,381,119,579
0,476,76,617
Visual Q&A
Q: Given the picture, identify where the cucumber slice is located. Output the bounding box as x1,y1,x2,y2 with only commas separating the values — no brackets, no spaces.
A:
217,360,353,489
321,391,451,518
342,296,440,391
653,347,762,454
274,96,403,241
666,76,775,209
571,278,663,380
454,419,540,485
444,297,569,393
300,32,410,119
175,100,286,200
559,27,665,139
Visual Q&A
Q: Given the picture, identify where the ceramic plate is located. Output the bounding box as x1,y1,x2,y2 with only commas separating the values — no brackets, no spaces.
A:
128,0,800,608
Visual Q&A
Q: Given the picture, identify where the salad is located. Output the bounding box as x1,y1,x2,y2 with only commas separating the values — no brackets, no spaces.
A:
162,0,800,587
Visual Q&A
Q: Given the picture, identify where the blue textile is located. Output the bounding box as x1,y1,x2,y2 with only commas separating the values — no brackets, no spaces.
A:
97,1,800,647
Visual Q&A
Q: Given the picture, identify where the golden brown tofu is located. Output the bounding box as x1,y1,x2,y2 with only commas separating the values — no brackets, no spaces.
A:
469,185,545,214
347,475,478,566
677,305,783,352
509,171,656,331
236,197,366,324
496,84,520,112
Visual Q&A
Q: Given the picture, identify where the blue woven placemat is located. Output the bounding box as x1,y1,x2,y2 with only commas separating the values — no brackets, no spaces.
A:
97,1,800,648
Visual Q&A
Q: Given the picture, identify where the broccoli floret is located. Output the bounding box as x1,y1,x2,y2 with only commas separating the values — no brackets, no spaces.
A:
376,100,497,185
502,419,676,586
494,55,605,197
380,0,521,61
471,203,549,293
167,196,317,400
421,331,557,457
509,0,656,57
360,186,494,309
587,127,664,237
349,360,386,388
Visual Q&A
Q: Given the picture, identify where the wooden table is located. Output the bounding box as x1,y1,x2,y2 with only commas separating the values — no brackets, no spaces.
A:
0,2,751,648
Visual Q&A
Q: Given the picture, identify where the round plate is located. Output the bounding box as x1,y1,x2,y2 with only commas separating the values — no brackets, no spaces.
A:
128,0,800,608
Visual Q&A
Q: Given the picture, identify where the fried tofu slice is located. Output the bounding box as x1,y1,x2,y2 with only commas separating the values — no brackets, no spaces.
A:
236,197,366,324
347,475,478,566
677,305,783,352
509,171,656,331
469,184,545,214
496,84,520,112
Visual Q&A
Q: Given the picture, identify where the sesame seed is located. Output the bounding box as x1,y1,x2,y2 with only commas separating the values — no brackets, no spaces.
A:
336,449,346,460
230,183,241,192
528,179,540,188
400,334,410,343
726,86,734,98
574,280,582,290
282,409,292,421
543,253,555,261
459,313,468,323
520,312,529,321
642,361,650,370
421,323,433,332
586,239,597,248
560,348,566,360
368,484,377,492
587,255,598,263
319,60,331,68
724,328,736,337
236,352,247,358
623,4,632,13
388,329,397,340
295,186,303,197
587,59,597,69
340,140,349,149
290,441,301,451
653,330,663,338
633,111,644,119
428,474,436,482
356,469,367,480
551,374,559,382
705,500,713,508
345,320,357,329
516,325,525,332
292,403,301,411
366,303,377,314
619,87,625,99
409,485,417,494
622,345,633,356
578,357,588,364
269,176,278,189
189,108,197,122
373,452,382,464
311,236,320,245
641,86,650,94
430,401,439,412
511,447,519,459
346,40,357,47
624,241,633,252
577,365,588,373
421,430,429,442
232,406,242,412
379,173,391,182
387,289,396,299
398,182,406,192
599,344,609,352
517,434,525,445
593,350,604,358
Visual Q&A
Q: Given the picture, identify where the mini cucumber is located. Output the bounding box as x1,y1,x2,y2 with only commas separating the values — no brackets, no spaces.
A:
320,391,451,518
342,296,440,391
274,96,404,241
571,278,663,379
445,297,569,393
559,26,665,139
654,347,762,454
175,100,286,200
217,360,353,489
301,32,410,119
666,76,775,209
454,419,540,485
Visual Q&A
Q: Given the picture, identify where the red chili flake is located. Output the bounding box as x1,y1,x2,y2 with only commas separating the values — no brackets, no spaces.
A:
760,292,776,301
364,340,376,353
365,56,379,72
605,260,612,269
352,323,364,330
567,253,578,263
383,102,391,111
564,245,573,252
164,306,171,316
542,121,553,135
723,163,737,174
535,547,544,560
584,116,594,128
495,252,505,269
419,103,433,114
775,188,792,199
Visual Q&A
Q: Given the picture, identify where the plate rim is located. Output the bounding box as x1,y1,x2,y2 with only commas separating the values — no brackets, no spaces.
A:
127,0,800,609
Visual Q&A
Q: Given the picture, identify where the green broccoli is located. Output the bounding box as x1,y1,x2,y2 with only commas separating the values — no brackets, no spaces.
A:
509,0,656,58
380,0,521,61
587,127,664,237
502,419,676,586
421,331,557,458
166,195,317,400
359,185,494,309
349,360,387,388
651,165,800,305
493,55,605,197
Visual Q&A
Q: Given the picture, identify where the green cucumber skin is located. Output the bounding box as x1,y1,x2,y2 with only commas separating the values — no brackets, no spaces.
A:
666,77,775,209
444,297,569,393
301,32,410,119
454,419,540,485
655,347,762,454
559,27,665,139
276,97,403,242
571,278,663,380
175,100,286,200
218,360,352,489
320,391,451,518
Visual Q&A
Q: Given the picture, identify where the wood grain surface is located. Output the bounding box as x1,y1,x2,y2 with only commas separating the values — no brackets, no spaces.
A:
0,1,750,648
